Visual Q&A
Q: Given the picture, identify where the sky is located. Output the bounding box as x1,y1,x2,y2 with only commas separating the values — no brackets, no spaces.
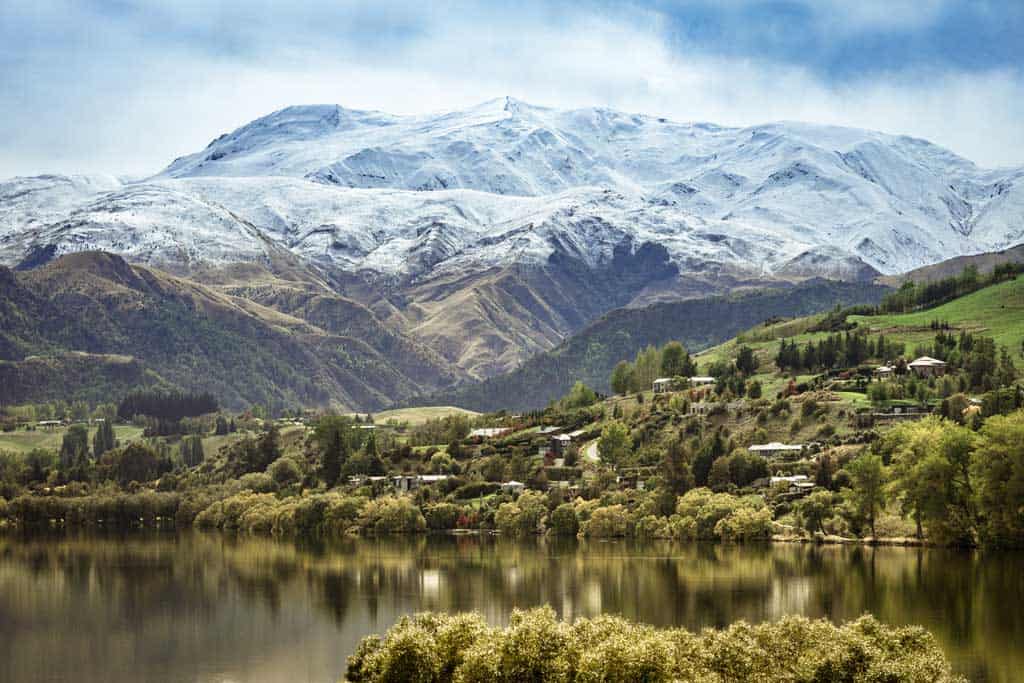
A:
1,0,1023,177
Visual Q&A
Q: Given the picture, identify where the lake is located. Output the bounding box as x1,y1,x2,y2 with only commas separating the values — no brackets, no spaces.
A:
1,532,1020,682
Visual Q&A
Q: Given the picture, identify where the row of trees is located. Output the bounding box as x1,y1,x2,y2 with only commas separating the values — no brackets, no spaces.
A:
879,263,1021,313
834,412,1024,547
117,390,218,422
775,330,897,373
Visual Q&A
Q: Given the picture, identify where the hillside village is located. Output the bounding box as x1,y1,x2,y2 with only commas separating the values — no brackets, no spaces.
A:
1,265,1023,548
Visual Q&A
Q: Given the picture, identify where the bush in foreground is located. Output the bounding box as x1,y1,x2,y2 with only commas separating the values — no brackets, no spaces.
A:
345,607,963,683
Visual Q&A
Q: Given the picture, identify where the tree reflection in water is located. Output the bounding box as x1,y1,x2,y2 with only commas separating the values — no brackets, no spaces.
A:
0,532,1020,682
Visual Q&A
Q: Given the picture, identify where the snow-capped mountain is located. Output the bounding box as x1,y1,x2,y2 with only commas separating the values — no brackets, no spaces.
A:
1,98,1022,377
3,97,1022,280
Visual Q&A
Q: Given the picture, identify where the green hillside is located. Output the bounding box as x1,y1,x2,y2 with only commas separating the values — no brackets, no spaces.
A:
697,275,1024,395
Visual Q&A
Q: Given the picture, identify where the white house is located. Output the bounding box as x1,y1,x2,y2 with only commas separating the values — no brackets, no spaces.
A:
652,377,675,394
749,442,804,458
690,376,716,386
908,356,947,378
501,481,526,495
468,427,511,439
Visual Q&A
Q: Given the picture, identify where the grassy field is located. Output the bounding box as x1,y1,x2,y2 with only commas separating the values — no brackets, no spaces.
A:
698,277,1024,376
369,406,480,426
0,424,145,455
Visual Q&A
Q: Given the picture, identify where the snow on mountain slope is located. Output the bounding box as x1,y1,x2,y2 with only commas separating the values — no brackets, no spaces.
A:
2,98,1023,281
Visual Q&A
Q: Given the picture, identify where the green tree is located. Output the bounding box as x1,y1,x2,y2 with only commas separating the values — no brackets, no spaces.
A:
180,435,205,468
882,417,974,543
844,455,886,538
98,442,167,486
59,425,90,468
597,422,631,467
660,437,694,497
735,346,758,375
321,427,349,487
561,381,598,409
92,420,116,459
795,490,834,535
661,341,695,378
610,361,635,395
971,411,1024,547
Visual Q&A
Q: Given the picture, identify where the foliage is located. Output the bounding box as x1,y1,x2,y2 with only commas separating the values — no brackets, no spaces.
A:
843,455,887,537
597,422,631,467
345,608,963,683
971,412,1024,547
117,390,218,422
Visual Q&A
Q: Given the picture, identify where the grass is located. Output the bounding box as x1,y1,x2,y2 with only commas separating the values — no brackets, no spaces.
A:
370,406,481,427
0,424,145,455
697,276,1024,381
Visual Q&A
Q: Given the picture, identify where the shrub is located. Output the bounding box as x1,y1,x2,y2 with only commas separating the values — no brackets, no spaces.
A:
424,503,462,530
346,609,963,683
267,457,302,488
358,496,426,534
548,503,579,536
580,504,633,538
238,472,275,493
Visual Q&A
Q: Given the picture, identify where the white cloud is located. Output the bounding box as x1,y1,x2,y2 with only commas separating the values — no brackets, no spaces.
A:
0,0,1022,176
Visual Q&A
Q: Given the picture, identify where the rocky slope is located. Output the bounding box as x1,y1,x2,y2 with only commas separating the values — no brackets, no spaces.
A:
0,252,457,410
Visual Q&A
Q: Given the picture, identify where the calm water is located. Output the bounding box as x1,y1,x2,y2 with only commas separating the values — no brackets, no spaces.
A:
1,532,1021,682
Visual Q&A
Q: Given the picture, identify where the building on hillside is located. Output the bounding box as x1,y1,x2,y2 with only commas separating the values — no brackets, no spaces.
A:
908,356,947,378
468,427,511,439
37,420,62,431
653,378,674,394
690,376,716,386
874,365,895,378
392,474,450,492
550,433,572,456
748,442,804,459
501,481,526,495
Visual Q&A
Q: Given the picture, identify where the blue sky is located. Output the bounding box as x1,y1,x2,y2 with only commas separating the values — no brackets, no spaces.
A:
1,0,1023,176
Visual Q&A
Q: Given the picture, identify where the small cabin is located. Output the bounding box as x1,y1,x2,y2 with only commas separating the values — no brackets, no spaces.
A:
690,376,716,386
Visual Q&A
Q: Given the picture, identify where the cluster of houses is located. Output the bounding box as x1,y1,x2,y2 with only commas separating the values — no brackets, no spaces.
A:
874,356,948,379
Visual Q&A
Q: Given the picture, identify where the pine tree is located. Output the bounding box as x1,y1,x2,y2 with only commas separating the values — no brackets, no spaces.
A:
322,427,347,486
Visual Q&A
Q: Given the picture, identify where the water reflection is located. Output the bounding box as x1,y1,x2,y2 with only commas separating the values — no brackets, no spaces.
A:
0,532,1020,682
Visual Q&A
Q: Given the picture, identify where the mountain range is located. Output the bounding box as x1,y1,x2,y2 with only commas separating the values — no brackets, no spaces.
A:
1,98,1023,409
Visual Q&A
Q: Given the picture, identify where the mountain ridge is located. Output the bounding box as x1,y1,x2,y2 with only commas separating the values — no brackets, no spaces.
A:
2,98,1023,382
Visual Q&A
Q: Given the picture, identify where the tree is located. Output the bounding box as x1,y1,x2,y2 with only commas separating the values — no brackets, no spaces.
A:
321,426,349,487
610,361,635,395
661,342,695,378
707,457,732,492
180,435,205,468
597,422,631,467
971,411,1024,547
98,442,168,486
561,381,598,409
268,457,302,488
692,429,727,487
881,417,974,543
256,424,281,471
795,490,834,535
844,455,886,538
59,425,90,468
215,416,230,436
92,420,116,459
735,346,758,375
660,437,694,497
